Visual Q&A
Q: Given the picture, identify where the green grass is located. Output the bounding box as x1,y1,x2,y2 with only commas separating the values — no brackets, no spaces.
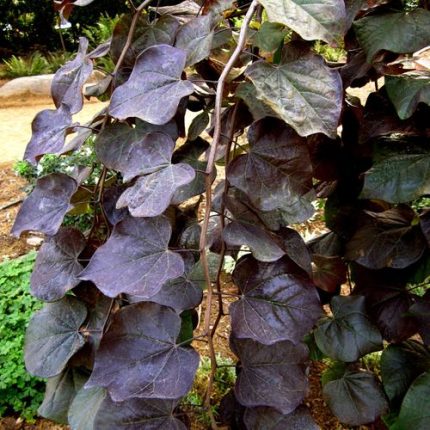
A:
0,252,44,421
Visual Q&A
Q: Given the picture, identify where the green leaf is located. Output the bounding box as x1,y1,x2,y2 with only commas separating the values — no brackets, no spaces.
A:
38,368,87,424
258,0,346,44
24,296,87,378
253,22,286,52
323,369,388,426
354,9,430,62
235,82,276,121
314,296,383,362
386,75,430,120
381,340,430,407
391,372,430,430
68,386,107,430
361,153,430,203
245,49,342,138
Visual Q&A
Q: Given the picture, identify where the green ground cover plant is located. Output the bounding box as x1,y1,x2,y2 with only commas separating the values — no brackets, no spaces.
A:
9,0,430,429
0,252,44,421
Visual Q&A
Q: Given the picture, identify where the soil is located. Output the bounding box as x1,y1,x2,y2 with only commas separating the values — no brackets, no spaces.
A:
0,84,382,430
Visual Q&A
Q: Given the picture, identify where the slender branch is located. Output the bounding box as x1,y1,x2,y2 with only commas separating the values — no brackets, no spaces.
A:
113,0,152,78
198,2,258,428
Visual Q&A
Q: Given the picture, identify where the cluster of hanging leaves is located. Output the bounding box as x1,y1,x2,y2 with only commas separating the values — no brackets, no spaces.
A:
11,0,430,428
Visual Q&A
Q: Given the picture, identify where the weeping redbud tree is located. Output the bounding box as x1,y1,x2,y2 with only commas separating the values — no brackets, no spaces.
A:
11,0,430,428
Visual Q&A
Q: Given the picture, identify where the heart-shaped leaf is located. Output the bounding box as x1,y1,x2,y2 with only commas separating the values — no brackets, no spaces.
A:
11,173,78,237
30,227,86,302
235,83,276,121
386,75,430,120
231,337,309,414
244,405,319,430
311,254,347,293
381,340,430,406
354,9,430,62
391,371,430,430
345,207,427,269
109,45,194,125
361,152,430,203
95,126,175,182
23,105,73,165
116,163,195,217
314,295,383,362
258,0,346,44
79,215,185,298
38,368,88,424
85,302,199,401
25,296,87,378
253,21,287,52
94,396,186,430
68,387,107,430
175,15,214,66
245,49,342,138
129,253,203,311
323,369,388,426
231,256,321,345
352,264,419,342
227,118,313,211
51,37,93,114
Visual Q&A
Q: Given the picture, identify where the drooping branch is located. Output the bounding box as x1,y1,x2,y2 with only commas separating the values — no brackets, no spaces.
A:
198,1,258,427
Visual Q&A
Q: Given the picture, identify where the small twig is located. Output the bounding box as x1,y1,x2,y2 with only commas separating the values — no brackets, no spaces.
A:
0,198,24,212
113,0,153,79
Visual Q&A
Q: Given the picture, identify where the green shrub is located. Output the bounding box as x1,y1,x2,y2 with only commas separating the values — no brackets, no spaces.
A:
0,52,49,78
0,252,44,421
45,51,74,73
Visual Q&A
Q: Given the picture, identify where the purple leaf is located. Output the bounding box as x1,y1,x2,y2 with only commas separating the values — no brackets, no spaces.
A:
30,227,86,302
175,15,214,66
109,45,194,125
245,49,343,138
409,294,430,345
311,254,347,293
11,173,78,237
95,126,175,182
68,387,107,430
345,206,427,269
25,296,87,378
128,252,203,311
94,396,186,430
230,256,322,345
102,186,128,226
23,105,73,165
51,37,93,114
227,118,313,212
116,163,195,217
85,302,199,401
244,405,319,430
231,337,309,414
223,221,285,262
79,215,185,298
352,264,419,342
